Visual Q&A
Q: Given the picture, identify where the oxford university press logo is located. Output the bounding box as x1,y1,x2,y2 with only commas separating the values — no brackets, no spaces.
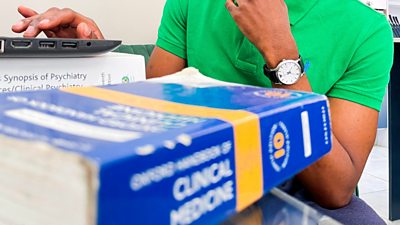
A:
122,76,130,84
268,121,290,172
121,75,136,84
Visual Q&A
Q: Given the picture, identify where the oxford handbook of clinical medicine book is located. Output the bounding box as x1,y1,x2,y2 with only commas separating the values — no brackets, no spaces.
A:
0,69,332,225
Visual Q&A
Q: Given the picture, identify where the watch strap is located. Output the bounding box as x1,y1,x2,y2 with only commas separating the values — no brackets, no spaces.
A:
263,64,280,84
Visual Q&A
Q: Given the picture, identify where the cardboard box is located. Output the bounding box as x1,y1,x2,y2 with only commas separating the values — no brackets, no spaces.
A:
0,69,332,225
0,52,145,93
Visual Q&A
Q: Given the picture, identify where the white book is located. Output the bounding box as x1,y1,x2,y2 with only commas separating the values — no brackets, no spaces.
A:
0,52,145,93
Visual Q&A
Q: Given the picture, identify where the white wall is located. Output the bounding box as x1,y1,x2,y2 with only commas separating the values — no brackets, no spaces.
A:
389,0,400,16
360,0,388,10
0,0,165,44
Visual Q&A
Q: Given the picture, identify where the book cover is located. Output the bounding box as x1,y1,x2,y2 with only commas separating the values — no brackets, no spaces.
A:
0,52,145,93
0,69,332,225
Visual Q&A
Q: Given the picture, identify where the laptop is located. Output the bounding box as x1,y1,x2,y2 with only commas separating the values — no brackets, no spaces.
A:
0,37,122,58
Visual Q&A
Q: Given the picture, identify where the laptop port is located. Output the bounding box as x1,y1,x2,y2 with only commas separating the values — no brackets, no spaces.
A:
39,41,56,49
0,39,4,53
61,41,78,49
11,40,32,48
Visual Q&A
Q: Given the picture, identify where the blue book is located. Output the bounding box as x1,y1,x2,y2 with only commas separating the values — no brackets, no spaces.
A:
0,77,331,225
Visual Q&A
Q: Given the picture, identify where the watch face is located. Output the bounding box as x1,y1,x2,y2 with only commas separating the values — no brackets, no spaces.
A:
276,60,302,85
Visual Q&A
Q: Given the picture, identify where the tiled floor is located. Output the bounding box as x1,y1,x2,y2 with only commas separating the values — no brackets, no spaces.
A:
359,145,400,224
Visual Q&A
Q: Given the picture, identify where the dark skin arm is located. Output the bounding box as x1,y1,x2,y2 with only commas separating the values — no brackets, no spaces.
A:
146,46,187,78
225,0,378,208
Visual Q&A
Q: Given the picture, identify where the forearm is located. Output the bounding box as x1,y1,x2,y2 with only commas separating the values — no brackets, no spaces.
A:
295,135,359,208
272,76,358,209
272,72,376,209
295,97,377,208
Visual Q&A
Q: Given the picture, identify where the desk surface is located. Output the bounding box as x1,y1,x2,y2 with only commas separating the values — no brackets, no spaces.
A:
221,189,341,225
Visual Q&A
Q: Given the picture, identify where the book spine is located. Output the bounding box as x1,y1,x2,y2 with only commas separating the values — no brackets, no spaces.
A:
98,125,238,225
259,98,332,192
96,98,331,225
0,54,145,93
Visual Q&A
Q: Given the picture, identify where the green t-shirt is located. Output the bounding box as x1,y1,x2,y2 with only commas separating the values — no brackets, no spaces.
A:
156,0,393,111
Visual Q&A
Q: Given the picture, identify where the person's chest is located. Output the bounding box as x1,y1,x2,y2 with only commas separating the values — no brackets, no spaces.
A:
184,0,355,95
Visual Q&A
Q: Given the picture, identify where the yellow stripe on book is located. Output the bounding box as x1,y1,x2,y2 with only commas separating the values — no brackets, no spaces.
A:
62,86,263,211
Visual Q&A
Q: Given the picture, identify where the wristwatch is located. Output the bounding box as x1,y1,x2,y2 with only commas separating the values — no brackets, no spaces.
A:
263,57,304,85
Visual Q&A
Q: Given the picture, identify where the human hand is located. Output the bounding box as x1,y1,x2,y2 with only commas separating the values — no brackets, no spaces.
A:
225,0,298,67
11,6,104,39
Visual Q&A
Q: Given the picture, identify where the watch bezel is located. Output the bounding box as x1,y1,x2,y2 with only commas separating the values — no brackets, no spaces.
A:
276,59,302,85
264,57,304,85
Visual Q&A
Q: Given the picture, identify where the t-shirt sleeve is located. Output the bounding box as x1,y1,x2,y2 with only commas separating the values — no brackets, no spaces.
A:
156,0,188,59
327,16,394,111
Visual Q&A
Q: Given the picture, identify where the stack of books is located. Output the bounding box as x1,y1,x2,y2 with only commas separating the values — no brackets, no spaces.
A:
0,68,332,225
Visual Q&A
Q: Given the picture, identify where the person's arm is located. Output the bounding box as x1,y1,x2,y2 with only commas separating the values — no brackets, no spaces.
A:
146,46,187,79
296,99,378,207
11,5,103,39
147,0,189,78
226,0,390,208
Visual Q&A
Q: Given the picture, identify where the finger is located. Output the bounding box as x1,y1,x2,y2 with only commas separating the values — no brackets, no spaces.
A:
92,29,105,39
27,9,78,38
225,0,239,14
37,8,80,31
17,5,39,18
85,19,104,39
43,20,102,39
76,22,105,39
44,30,56,38
11,18,32,33
23,25,42,37
13,7,57,35
76,22,96,39
54,28,78,38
